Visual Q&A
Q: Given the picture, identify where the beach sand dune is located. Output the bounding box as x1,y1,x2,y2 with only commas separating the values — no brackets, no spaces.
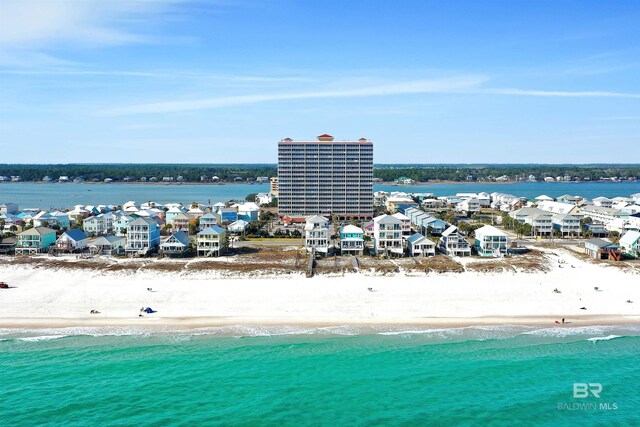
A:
0,249,638,329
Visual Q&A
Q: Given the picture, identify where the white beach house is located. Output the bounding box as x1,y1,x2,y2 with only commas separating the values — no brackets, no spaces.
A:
474,225,508,257
55,229,89,252
304,215,331,255
439,225,471,256
88,235,125,255
373,214,404,257
406,232,436,257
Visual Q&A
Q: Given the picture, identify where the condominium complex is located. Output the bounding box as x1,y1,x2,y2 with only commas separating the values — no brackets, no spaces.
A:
277,134,373,219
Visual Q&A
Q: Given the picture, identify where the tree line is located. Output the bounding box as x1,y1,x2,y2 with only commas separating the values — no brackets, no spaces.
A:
1,163,638,183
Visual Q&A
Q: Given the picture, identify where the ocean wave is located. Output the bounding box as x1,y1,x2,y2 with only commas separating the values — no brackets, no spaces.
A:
586,335,622,342
2,324,639,342
17,335,70,342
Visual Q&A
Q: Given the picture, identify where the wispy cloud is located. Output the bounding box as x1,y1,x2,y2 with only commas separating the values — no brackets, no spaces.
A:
0,0,186,66
97,76,488,115
477,88,640,98
596,116,640,121
97,75,640,116
0,69,312,83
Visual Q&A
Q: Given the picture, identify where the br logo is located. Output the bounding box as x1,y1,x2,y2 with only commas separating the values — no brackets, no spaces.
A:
573,383,602,398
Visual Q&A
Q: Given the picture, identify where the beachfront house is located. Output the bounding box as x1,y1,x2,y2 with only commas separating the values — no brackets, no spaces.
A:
83,215,107,236
304,215,331,256
439,225,471,257
392,212,412,238
199,213,218,231
160,231,191,257
406,233,435,257
339,224,365,255
584,238,621,260
125,217,161,255
373,214,404,257
552,214,581,237
196,225,227,257
55,229,89,252
16,227,57,254
474,225,508,257
0,236,17,255
620,230,640,258
88,235,125,255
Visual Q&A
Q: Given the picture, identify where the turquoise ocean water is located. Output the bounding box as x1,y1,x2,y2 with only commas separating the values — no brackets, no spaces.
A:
1,181,639,209
1,325,639,426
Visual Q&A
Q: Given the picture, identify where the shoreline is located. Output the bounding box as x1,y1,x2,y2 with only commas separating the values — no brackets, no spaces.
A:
2,180,637,186
2,315,640,331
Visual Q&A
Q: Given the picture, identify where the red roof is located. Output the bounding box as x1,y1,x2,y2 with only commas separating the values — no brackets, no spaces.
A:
317,134,333,138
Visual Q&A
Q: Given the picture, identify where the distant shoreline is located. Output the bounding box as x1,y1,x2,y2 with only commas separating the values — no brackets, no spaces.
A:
1,180,635,186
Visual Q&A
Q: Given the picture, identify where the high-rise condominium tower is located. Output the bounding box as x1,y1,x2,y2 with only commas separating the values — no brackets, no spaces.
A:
277,134,373,219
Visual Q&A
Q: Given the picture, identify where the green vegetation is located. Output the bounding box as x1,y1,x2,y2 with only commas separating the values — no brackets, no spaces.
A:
1,163,638,183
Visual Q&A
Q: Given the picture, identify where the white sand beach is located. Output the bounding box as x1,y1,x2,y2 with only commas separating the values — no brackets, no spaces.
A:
1,249,638,329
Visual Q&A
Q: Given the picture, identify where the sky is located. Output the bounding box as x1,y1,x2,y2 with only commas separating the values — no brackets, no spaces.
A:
0,0,639,164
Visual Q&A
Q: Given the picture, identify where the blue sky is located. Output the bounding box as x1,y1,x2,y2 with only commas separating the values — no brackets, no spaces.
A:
0,0,639,163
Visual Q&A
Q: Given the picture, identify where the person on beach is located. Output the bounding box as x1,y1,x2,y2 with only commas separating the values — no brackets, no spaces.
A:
562,318,565,324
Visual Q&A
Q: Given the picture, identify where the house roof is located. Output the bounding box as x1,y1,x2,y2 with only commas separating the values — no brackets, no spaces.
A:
585,238,617,248
340,224,363,234
407,232,432,244
90,235,125,246
620,230,640,245
19,226,56,236
62,229,88,241
306,215,329,224
162,231,191,246
392,212,410,221
373,214,402,225
129,217,158,226
172,212,191,220
474,225,507,237
200,213,218,220
198,225,225,236
442,225,458,237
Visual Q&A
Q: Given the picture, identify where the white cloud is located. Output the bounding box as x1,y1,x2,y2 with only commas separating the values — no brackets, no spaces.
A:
97,75,640,116
478,88,640,98
98,76,489,115
0,0,182,65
